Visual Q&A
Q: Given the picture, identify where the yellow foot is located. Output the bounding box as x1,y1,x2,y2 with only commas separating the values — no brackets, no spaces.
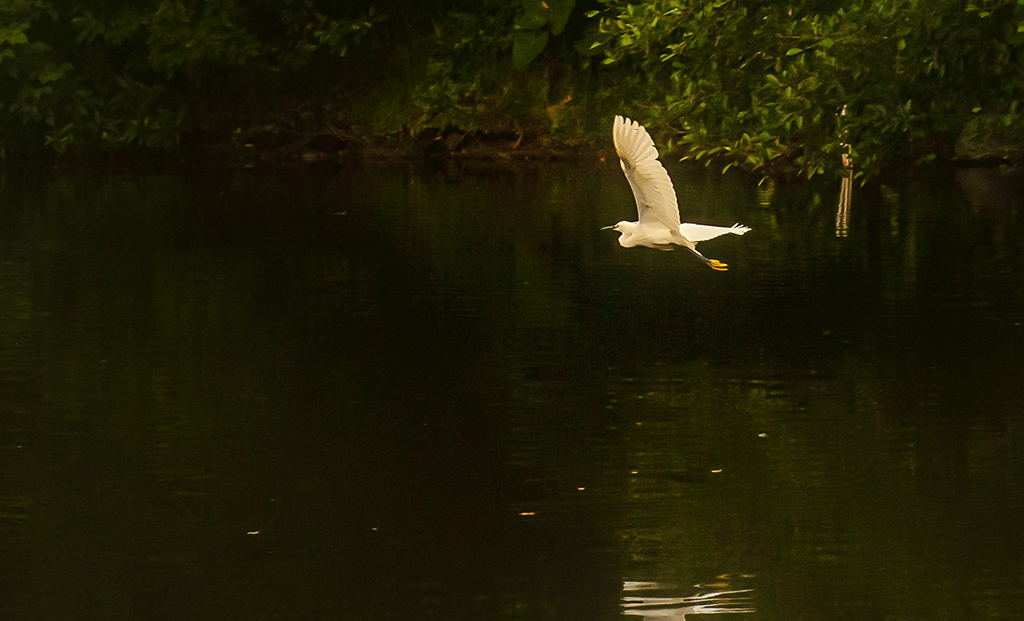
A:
708,259,728,271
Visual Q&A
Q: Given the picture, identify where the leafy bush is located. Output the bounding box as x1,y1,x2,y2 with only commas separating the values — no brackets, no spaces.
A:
1,0,1022,177
1,0,386,153
587,0,1024,177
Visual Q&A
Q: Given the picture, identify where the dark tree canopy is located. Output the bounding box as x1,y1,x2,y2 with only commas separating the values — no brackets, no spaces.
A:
1,0,1021,177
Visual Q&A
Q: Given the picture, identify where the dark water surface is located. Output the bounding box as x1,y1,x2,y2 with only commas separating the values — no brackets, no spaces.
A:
1,162,1023,620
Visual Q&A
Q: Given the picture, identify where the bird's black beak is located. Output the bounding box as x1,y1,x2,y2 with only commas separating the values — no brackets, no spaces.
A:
600,225,616,230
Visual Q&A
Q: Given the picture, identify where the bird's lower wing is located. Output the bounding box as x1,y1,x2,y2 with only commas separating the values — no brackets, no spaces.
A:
613,116,681,231
679,223,751,243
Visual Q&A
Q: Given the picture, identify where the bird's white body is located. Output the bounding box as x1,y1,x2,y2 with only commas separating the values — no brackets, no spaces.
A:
605,115,750,270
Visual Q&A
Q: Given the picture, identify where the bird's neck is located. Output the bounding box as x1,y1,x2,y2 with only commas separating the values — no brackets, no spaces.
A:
616,221,640,247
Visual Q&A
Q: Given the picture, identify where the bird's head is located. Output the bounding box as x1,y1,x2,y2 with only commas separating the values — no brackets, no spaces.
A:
601,221,632,233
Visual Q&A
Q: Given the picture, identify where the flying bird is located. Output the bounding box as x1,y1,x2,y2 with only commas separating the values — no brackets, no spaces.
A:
603,115,750,271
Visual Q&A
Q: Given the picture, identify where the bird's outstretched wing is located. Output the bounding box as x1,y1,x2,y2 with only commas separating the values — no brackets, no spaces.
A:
613,115,681,231
679,223,751,243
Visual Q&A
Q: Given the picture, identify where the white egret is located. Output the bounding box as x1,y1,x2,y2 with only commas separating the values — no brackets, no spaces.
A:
603,115,751,271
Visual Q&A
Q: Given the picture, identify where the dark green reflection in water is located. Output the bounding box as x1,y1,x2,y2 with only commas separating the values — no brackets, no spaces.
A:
0,164,1022,620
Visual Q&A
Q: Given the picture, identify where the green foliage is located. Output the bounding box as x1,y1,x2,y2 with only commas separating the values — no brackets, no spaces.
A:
589,0,1024,177
1,0,386,154
1,1,79,149
513,0,576,68
349,1,592,141
2,0,1022,177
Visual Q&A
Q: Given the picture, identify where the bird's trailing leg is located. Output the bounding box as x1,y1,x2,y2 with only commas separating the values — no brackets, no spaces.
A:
685,246,729,271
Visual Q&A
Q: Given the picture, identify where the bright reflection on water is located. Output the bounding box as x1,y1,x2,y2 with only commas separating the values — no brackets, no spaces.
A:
623,580,755,618
1,162,1023,620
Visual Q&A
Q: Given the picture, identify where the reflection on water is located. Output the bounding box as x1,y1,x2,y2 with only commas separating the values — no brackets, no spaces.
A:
835,172,852,237
1,164,1023,620
623,580,754,618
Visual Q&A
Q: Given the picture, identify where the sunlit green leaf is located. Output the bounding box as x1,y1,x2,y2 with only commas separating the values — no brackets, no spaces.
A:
0,27,29,46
